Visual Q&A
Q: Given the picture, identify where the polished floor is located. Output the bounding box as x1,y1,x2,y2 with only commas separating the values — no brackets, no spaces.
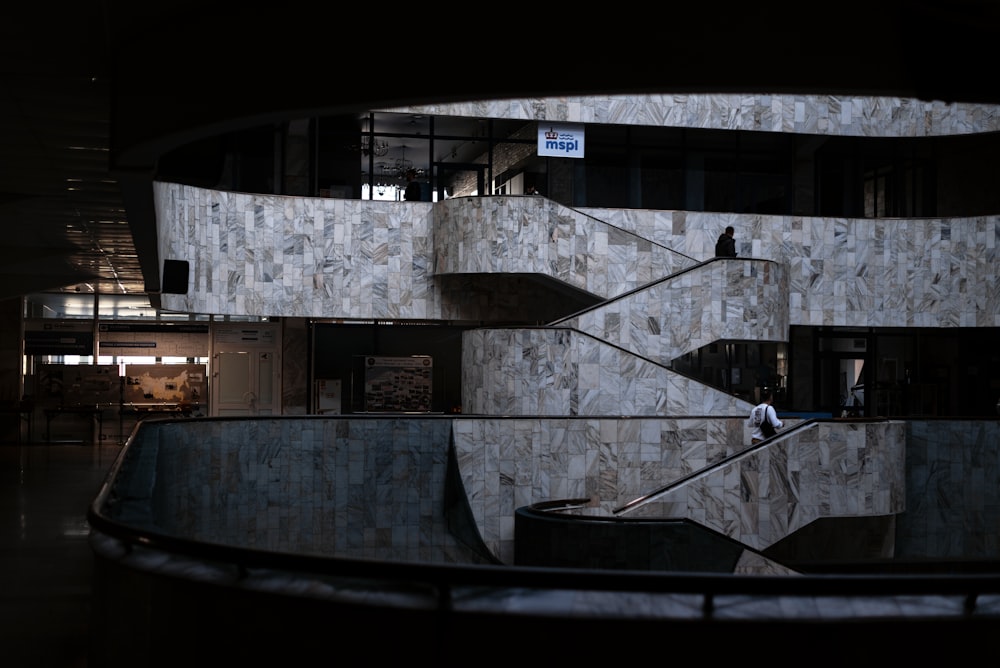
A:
0,439,122,668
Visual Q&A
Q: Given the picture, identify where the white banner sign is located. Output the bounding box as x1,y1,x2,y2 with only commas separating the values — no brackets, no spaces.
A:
537,123,585,158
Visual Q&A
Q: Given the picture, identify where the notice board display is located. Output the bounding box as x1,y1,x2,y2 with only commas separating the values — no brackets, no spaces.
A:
314,379,342,414
123,363,206,406
359,355,432,412
37,364,119,405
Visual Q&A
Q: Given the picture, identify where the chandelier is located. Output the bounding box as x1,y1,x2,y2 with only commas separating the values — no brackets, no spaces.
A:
377,159,422,180
361,135,389,157
376,146,426,180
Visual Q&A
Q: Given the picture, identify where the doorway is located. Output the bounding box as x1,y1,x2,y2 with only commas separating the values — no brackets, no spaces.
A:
818,354,867,416
435,163,485,199
816,331,870,417
210,323,282,416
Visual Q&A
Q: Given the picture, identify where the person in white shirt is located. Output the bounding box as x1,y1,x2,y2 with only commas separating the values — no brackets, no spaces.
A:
748,390,783,445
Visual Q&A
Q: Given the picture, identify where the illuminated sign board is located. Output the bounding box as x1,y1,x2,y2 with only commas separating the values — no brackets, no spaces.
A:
537,123,585,158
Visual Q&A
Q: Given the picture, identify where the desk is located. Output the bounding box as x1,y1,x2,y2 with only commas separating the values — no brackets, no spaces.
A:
43,406,104,443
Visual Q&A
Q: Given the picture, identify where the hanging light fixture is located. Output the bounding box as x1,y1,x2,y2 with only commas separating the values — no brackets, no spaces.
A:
377,146,426,179
361,135,389,157
359,115,389,157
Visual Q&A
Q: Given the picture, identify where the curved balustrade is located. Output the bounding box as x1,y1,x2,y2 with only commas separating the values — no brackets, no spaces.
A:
155,183,1000,330
460,326,753,416
87,415,1000,666
616,418,906,552
551,257,788,362
433,196,697,299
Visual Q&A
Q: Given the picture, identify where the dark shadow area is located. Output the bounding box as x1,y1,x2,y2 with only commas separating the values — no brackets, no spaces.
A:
514,502,747,572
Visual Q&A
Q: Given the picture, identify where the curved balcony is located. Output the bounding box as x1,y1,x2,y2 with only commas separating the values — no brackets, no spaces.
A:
155,183,998,333
87,415,1000,666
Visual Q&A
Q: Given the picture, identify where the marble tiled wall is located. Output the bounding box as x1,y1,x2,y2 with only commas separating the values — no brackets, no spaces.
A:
110,415,912,567
154,188,438,319
461,327,755,417
896,420,1000,558
584,209,1000,329
156,183,999,329
154,92,999,329
556,258,788,363
451,416,777,563
143,417,490,564
389,94,1000,139
622,420,907,553
434,196,696,299
153,175,998,463
110,417,1000,567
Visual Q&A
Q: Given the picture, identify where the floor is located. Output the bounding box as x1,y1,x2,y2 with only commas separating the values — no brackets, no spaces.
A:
0,439,122,668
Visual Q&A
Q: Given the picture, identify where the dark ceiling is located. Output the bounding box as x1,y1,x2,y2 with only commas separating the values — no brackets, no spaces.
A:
1,1,998,304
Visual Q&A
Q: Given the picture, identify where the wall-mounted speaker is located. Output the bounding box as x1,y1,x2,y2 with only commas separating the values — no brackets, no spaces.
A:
162,259,190,294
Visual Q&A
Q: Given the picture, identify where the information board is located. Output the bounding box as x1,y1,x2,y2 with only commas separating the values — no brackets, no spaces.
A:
123,363,206,405
361,355,432,412
36,364,119,405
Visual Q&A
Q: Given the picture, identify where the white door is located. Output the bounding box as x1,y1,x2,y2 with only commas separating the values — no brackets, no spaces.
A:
210,323,281,416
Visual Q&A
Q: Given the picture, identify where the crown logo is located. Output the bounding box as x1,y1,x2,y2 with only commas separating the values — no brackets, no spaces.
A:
545,128,559,140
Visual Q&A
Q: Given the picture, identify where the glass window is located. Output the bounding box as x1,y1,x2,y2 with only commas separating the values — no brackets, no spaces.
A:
740,150,792,214
582,126,631,208
24,292,96,319
100,295,158,319
640,148,684,210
